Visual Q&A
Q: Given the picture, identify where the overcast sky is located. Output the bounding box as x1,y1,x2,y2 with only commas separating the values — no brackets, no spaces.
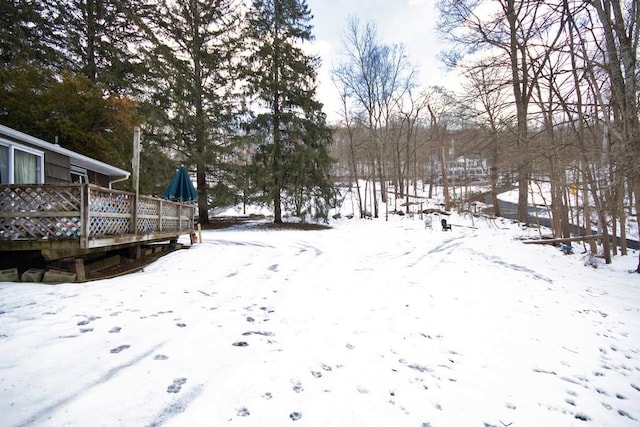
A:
305,0,453,123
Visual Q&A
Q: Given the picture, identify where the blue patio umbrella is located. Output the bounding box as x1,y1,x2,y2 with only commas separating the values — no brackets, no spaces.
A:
162,166,198,202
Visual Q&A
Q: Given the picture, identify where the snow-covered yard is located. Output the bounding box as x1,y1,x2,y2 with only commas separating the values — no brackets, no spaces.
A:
1,213,639,426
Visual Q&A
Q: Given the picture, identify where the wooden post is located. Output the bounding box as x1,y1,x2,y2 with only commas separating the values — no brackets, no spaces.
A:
131,127,141,234
132,127,141,198
74,259,86,282
80,184,90,249
128,245,142,260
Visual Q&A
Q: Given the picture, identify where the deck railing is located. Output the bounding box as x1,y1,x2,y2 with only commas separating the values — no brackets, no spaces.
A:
0,184,195,249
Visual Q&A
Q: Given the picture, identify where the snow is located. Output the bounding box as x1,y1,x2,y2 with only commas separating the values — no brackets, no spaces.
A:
1,212,639,426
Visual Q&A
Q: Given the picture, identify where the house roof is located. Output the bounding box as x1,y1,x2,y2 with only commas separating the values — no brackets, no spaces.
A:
0,124,131,181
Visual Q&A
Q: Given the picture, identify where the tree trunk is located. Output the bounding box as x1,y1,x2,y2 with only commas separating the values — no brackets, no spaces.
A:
272,1,282,224
440,146,451,211
584,156,612,264
197,162,208,225
84,0,98,82
635,179,640,273
618,178,627,255
582,166,597,255
348,134,364,218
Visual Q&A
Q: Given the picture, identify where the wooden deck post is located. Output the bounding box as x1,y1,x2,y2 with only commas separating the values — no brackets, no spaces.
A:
80,184,90,249
131,194,138,234
74,258,86,282
132,127,140,234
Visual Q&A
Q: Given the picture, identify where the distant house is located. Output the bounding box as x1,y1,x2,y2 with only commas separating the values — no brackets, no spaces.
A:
0,124,130,187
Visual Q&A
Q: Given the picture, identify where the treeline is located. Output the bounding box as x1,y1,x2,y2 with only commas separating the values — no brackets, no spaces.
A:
0,0,334,224
329,2,639,269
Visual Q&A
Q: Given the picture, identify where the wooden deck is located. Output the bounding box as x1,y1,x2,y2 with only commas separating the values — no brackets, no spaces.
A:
0,184,195,258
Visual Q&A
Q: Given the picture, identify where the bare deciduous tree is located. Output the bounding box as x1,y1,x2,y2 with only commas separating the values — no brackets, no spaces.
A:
333,17,415,218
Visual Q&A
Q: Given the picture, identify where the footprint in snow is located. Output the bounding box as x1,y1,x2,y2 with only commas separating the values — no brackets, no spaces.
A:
154,354,169,360
289,412,302,421
618,410,638,421
109,326,121,333
232,341,249,347
236,407,250,417
292,381,304,393
167,378,187,393
176,323,187,328
242,331,274,337
110,345,130,353
77,315,99,326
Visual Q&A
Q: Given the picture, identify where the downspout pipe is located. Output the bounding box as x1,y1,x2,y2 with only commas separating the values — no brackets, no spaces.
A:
109,174,131,189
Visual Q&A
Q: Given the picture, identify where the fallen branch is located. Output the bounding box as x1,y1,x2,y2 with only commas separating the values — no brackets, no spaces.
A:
522,234,604,245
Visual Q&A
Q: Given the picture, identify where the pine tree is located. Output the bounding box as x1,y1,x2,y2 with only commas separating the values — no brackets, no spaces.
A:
55,0,154,96
143,0,242,225
1,0,174,193
243,0,335,223
0,0,61,68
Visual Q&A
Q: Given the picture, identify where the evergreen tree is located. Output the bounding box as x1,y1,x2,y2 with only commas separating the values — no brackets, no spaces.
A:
143,0,242,224
1,1,174,193
243,0,335,223
0,65,132,173
56,0,154,96
0,0,62,68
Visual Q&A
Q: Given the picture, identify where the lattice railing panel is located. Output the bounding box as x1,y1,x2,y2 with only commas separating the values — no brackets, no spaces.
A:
0,185,81,212
89,217,130,237
89,188,132,214
87,187,132,237
162,219,179,230
162,203,179,218
0,185,82,240
137,217,159,233
1,184,195,243
138,197,160,216
0,216,82,240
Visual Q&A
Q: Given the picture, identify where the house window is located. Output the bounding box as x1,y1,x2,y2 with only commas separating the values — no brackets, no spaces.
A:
70,165,88,183
0,140,44,184
0,145,7,183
